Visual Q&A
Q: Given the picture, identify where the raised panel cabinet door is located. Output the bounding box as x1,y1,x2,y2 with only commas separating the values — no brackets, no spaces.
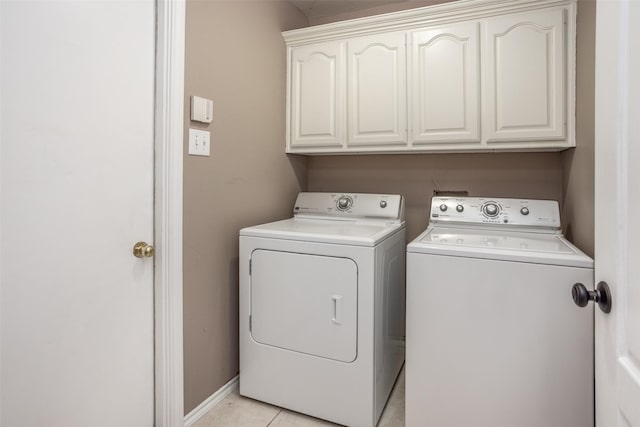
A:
348,33,407,146
483,8,565,143
289,41,345,150
410,22,480,145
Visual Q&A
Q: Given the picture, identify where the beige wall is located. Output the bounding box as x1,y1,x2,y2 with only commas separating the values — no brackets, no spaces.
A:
183,0,308,414
308,153,563,241
308,0,457,25
562,0,596,257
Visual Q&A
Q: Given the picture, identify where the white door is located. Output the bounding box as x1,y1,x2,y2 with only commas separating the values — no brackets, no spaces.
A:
1,1,155,426
594,1,640,426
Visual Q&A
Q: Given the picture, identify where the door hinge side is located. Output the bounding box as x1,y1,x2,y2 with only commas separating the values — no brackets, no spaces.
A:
249,259,252,275
249,315,252,331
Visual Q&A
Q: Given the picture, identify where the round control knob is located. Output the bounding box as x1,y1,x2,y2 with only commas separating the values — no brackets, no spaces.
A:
337,196,353,211
456,204,464,213
439,204,448,212
520,207,530,216
482,202,499,217
380,200,387,208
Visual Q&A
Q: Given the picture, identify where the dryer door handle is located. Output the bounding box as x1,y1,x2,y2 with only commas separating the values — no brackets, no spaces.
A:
331,295,343,324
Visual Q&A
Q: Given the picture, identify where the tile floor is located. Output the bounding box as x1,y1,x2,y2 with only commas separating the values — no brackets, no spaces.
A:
192,367,405,427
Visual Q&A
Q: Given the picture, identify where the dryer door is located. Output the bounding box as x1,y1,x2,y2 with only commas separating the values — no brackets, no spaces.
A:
250,249,358,363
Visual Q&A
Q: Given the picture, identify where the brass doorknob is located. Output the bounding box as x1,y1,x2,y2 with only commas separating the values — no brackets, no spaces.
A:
133,241,155,258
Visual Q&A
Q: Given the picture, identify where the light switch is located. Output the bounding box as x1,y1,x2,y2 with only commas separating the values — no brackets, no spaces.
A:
190,96,213,123
188,129,210,156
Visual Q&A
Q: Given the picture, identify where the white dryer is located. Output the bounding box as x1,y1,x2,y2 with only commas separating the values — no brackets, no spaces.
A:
239,192,406,427
406,197,594,427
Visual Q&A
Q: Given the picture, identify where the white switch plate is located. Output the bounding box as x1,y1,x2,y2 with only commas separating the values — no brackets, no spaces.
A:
188,129,210,156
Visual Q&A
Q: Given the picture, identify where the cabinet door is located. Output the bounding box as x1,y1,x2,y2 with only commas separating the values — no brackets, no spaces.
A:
289,41,345,150
410,22,480,145
483,8,565,143
348,33,407,146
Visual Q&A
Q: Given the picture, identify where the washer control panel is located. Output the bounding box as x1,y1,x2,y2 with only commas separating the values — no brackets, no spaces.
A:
294,192,404,220
429,196,560,230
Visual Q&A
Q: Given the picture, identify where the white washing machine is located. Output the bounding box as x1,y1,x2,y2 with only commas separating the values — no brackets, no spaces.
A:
406,196,594,427
239,192,406,427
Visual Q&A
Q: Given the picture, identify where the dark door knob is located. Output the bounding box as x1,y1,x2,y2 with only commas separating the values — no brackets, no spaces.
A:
572,281,612,313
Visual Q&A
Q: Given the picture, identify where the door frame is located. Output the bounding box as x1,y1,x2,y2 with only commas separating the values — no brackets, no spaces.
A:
155,0,186,425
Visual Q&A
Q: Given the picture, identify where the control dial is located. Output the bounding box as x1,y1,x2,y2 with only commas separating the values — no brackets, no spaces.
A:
439,204,448,212
336,196,353,211
482,202,500,217
520,207,530,216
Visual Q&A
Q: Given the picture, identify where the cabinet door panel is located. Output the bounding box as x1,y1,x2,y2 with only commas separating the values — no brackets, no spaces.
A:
289,42,345,149
411,22,480,144
348,33,407,146
483,8,565,142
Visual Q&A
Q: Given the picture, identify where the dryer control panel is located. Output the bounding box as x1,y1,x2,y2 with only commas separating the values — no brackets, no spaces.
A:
294,192,404,221
430,197,560,231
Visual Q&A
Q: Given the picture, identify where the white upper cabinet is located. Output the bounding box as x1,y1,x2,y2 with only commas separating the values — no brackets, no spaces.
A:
482,8,566,144
348,33,407,146
288,41,345,150
283,0,576,154
410,22,480,145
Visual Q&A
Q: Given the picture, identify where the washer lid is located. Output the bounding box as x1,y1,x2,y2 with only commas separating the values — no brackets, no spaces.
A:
407,227,593,268
240,217,405,247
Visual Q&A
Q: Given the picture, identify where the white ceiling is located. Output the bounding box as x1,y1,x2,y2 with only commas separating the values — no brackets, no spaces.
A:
288,0,410,20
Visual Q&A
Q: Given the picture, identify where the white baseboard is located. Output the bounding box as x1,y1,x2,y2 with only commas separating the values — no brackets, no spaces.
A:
184,375,239,427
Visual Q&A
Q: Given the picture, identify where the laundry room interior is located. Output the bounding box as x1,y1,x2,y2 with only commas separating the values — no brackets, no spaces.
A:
182,0,595,423
8,0,640,425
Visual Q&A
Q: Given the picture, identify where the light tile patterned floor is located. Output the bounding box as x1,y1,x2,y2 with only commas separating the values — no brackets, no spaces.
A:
193,367,405,427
